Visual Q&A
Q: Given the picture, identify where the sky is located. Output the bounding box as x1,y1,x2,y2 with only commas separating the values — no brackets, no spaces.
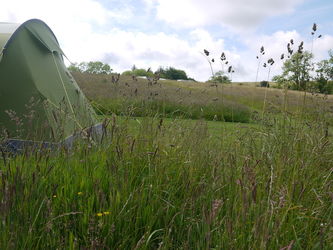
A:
1,0,333,82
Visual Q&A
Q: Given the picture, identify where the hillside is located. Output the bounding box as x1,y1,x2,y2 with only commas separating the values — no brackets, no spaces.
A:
73,72,333,120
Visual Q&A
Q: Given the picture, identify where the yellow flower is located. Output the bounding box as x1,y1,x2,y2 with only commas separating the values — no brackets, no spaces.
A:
96,213,103,217
77,192,83,196
52,195,57,198
103,211,110,215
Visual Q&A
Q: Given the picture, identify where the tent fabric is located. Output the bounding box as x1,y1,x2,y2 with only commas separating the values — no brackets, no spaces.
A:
1,123,104,154
0,19,99,144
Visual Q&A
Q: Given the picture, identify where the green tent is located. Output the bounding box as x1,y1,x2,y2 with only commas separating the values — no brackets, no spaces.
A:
0,19,100,148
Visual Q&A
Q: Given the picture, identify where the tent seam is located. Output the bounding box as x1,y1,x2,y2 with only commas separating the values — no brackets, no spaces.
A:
51,53,83,130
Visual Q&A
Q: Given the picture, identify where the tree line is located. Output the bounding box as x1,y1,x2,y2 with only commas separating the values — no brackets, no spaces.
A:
68,62,193,81
67,43,333,93
272,50,333,94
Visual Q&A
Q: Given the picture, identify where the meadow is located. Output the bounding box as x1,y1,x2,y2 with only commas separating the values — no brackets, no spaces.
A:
0,73,332,249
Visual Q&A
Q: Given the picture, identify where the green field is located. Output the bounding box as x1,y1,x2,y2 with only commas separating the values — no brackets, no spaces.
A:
0,73,332,249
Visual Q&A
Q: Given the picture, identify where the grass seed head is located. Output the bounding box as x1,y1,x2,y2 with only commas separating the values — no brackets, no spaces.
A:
260,46,265,54
204,49,210,56
220,52,226,61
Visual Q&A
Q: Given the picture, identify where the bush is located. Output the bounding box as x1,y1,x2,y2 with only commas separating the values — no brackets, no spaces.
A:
259,81,269,87
155,67,189,80
68,61,113,74
121,69,154,77
121,70,133,76
308,78,333,94
208,71,231,84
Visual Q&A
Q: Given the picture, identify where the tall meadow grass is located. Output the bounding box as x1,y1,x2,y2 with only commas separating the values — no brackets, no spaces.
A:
0,104,332,248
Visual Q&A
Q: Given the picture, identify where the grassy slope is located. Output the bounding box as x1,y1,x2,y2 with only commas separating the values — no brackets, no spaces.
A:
0,73,332,249
74,72,333,113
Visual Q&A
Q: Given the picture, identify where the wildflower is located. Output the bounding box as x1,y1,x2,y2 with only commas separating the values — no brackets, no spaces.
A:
103,211,110,215
96,213,103,217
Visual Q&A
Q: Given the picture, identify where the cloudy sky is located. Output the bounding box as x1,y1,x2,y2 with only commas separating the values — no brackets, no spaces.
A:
1,0,333,81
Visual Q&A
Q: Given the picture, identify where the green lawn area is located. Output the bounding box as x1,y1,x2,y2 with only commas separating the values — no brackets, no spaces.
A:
101,115,259,140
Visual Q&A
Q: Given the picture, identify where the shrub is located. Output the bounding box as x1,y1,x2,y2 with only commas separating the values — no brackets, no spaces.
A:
208,71,231,84
121,68,154,77
155,67,189,80
308,78,333,94
260,81,270,87
68,61,113,74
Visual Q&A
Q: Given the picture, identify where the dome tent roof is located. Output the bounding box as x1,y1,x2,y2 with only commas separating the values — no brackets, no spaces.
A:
0,19,65,61
0,19,100,151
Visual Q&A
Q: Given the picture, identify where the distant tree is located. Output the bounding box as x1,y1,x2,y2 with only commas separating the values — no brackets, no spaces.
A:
166,67,188,80
121,70,133,76
85,61,112,74
67,62,83,73
273,51,313,90
133,68,154,77
312,50,333,94
155,67,167,78
121,68,154,77
208,71,231,83
271,75,286,88
316,50,333,81
259,81,270,87
155,67,188,80
68,61,113,74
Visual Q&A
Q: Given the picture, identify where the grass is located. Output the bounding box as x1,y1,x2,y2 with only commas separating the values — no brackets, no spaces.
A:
92,98,251,123
75,72,333,117
0,114,332,249
1,73,333,249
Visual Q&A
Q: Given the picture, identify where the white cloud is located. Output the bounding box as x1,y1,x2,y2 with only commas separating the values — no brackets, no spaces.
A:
0,0,113,25
0,0,134,46
1,0,332,82
63,27,238,82
0,0,239,81
312,35,333,60
150,0,304,30
240,31,333,81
